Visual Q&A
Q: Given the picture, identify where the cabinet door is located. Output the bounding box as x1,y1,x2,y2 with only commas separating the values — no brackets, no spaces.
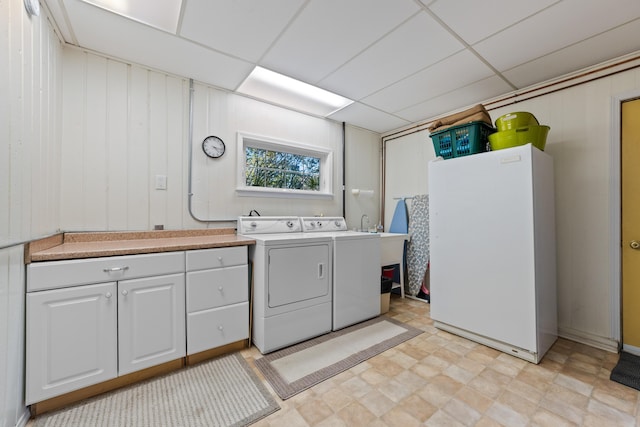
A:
118,273,185,375
26,282,117,404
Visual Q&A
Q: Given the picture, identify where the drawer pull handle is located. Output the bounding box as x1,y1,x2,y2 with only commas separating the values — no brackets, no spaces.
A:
218,286,223,293
217,256,223,262
103,266,129,273
105,292,112,299
121,290,128,296
218,325,223,331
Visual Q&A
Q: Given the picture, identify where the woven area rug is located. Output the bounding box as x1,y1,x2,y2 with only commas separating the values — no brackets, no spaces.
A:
611,351,640,391
32,353,279,427
254,316,423,399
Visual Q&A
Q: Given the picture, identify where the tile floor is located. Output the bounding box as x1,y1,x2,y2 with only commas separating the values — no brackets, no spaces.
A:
241,295,638,427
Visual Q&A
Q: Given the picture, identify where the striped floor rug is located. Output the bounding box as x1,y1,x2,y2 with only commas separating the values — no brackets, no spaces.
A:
254,316,423,400
32,353,279,427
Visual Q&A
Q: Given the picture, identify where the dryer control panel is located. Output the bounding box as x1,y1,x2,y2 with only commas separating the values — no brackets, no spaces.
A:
237,216,302,234
300,217,348,232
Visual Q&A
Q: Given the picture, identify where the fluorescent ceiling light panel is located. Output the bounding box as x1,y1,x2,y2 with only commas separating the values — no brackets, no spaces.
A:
237,67,354,117
80,0,182,33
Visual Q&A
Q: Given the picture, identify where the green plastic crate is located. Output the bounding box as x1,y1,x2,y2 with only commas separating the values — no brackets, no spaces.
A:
429,121,496,159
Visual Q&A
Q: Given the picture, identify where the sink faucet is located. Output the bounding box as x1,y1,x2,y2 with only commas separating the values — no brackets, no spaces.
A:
361,214,370,232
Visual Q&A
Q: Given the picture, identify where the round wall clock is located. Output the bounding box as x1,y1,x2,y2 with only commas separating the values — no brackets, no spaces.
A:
202,135,225,158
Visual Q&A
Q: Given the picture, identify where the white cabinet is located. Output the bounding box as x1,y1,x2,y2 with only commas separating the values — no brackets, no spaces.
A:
118,273,185,375
26,252,185,404
186,247,249,355
26,282,118,404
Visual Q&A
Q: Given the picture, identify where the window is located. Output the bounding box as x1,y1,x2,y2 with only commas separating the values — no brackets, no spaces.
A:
237,132,333,199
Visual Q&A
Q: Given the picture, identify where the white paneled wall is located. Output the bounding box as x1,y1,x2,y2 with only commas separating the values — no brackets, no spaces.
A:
190,85,344,220
61,52,348,230
1,0,61,425
0,247,27,427
1,0,62,245
344,126,381,230
383,130,436,231
384,66,640,350
61,49,190,231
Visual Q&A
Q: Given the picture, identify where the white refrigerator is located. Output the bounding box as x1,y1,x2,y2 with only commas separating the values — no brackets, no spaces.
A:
428,144,557,363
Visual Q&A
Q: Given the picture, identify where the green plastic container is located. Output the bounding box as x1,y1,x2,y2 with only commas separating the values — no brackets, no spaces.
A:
494,112,539,131
488,125,550,151
429,121,496,159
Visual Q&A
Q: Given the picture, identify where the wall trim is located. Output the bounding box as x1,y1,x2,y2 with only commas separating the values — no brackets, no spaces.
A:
382,50,640,141
611,89,640,346
623,344,640,356
559,326,619,353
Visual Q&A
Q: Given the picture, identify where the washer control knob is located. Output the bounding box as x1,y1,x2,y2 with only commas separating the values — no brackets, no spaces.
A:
286,220,294,228
316,221,322,228
250,222,257,228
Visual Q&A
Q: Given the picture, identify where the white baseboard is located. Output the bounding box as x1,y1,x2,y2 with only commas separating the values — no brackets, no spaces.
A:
558,326,619,353
622,344,640,356
16,407,30,427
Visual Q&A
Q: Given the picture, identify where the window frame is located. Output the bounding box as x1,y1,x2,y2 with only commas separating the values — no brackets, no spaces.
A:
236,131,334,199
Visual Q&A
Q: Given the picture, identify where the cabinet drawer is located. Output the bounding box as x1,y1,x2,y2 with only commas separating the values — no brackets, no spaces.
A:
186,246,247,271
187,302,249,355
27,252,185,292
186,265,248,313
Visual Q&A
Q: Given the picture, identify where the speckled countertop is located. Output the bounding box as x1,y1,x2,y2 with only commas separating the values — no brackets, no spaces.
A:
25,228,255,263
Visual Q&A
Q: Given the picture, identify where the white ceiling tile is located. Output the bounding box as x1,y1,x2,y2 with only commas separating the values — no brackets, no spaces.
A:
362,50,495,113
394,76,512,123
504,19,640,88
474,0,640,72
179,0,305,62
318,12,464,100
328,102,410,134
261,0,420,84
428,0,556,44
64,0,253,90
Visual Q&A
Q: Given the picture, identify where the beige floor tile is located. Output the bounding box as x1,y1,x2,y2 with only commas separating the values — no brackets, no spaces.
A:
358,389,396,417
380,407,422,427
442,397,482,426
335,402,376,427
396,394,438,422
238,297,640,427
530,409,577,427
297,399,335,426
496,390,537,417
486,401,529,427
320,387,354,412
454,386,494,414
587,397,637,426
424,409,465,427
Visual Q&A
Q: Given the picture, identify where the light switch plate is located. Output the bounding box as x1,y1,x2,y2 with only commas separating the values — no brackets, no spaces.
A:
155,175,167,190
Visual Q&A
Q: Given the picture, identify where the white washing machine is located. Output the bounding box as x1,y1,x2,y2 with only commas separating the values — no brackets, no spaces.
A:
238,216,333,353
301,217,381,330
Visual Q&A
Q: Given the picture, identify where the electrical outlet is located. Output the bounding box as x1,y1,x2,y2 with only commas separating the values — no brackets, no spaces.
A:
155,175,167,190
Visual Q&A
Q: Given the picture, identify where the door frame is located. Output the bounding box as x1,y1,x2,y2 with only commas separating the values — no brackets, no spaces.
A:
610,89,640,346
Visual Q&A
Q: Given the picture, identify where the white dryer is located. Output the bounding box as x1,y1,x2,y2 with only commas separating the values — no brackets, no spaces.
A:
238,216,333,353
301,217,381,330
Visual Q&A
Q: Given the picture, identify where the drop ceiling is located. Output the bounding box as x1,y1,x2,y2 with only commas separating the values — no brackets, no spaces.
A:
44,0,640,134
